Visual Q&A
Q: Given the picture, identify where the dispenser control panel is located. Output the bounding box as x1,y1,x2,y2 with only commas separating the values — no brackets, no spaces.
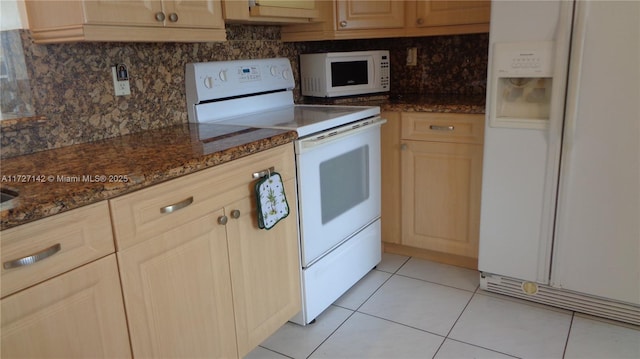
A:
494,41,554,77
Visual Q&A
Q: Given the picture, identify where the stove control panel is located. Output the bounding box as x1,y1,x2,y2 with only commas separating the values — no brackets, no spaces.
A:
186,58,295,107
237,65,262,82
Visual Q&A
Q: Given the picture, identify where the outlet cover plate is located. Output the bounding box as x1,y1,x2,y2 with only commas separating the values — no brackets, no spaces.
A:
112,65,131,96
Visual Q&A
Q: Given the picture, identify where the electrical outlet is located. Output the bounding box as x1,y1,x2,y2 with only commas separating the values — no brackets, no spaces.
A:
406,47,418,66
111,65,131,96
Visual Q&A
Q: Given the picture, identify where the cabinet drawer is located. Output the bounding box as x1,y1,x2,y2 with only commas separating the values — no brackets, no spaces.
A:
401,112,484,144
1,201,115,298
110,144,295,250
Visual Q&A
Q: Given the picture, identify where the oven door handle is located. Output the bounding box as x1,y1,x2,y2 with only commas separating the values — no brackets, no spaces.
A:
298,118,386,151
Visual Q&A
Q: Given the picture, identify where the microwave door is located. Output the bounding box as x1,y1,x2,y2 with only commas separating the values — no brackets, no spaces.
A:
330,59,371,88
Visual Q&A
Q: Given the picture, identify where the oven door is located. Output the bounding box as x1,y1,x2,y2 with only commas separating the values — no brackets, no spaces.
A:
295,119,384,267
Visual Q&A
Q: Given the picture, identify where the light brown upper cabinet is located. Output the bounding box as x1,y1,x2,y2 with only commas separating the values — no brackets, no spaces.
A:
336,0,405,30
406,0,491,36
223,0,320,23
25,0,226,43
281,0,490,42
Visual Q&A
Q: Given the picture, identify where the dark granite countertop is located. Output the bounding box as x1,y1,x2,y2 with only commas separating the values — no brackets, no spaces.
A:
0,123,297,230
301,93,486,114
380,94,486,114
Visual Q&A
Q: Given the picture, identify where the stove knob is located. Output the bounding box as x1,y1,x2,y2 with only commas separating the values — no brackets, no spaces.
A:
203,76,214,89
219,70,228,82
270,66,278,77
282,69,291,80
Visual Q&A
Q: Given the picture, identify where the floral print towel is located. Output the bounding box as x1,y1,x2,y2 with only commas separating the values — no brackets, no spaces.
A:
255,172,289,230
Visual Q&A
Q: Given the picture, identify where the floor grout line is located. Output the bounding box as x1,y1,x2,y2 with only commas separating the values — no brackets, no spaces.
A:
561,312,576,359
431,282,479,358
304,308,357,359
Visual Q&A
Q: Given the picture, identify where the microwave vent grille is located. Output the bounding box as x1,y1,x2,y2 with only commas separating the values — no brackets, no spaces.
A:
303,76,322,95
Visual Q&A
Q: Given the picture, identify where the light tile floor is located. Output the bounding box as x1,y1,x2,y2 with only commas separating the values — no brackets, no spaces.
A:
246,253,640,359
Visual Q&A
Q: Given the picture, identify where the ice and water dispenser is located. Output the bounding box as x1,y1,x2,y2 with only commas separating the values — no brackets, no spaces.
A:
489,42,554,129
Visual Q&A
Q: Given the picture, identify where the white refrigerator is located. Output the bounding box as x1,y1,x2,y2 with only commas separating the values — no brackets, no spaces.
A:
479,0,639,325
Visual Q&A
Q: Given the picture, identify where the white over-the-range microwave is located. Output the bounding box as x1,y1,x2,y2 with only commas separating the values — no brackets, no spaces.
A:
300,50,390,98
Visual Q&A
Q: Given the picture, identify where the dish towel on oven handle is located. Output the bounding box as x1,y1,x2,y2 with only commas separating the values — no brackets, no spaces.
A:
255,172,289,230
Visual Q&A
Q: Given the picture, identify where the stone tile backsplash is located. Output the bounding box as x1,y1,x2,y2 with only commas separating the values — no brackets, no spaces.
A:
295,33,489,97
0,26,487,159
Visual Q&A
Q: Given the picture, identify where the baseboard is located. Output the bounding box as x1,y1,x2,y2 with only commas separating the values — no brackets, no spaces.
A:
383,242,477,270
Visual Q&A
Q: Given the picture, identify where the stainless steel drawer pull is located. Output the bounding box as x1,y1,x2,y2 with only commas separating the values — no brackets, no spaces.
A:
252,167,275,179
430,125,455,131
160,196,194,214
3,243,62,270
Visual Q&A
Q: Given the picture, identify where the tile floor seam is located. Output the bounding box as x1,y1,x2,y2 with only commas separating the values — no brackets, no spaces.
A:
393,272,480,294
561,312,576,359
431,282,480,358
354,309,448,340
256,345,295,359
304,308,358,359
351,270,397,312
396,256,413,272
440,337,524,359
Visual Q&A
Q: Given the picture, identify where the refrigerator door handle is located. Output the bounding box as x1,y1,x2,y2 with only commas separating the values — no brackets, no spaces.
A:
538,0,576,283
549,1,575,141
561,1,589,151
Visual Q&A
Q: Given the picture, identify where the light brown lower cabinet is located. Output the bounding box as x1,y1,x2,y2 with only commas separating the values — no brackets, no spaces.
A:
1,201,131,359
381,111,484,269
112,144,301,358
1,254,131,359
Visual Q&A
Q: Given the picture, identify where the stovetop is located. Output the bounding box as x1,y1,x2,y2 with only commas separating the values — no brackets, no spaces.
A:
215,104,380,137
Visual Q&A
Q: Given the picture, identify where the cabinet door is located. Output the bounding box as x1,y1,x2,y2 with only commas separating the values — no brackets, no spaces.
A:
415,0,490,27
336,0,404,30
401,140,483,258
226,178,301,358
381,112,402,244
117,209,238,359
1,255,131,359
83,0,163,26
164,0,225,28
